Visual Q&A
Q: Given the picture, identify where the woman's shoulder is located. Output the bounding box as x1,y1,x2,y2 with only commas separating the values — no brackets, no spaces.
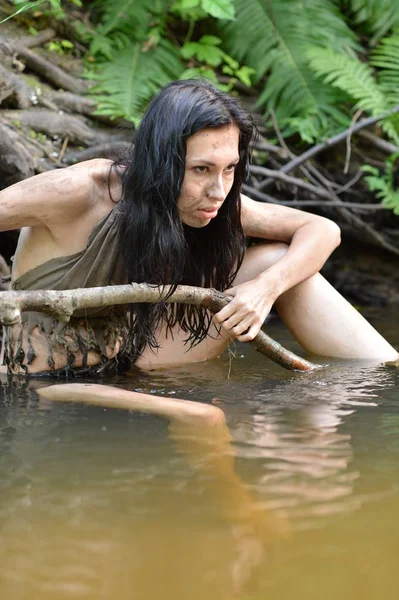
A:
85,158,123,206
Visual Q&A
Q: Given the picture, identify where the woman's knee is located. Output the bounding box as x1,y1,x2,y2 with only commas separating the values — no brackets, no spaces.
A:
234,242,289,285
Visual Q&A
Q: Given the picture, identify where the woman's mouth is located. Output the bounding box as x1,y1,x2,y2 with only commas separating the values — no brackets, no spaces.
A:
197,207,219,219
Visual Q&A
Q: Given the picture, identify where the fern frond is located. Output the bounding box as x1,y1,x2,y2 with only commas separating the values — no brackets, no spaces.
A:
362,153,399,215
307,46,399,143
219,0,358,138
347,0,399,44
370,33,399,106
91,0,168,37
90,39,183,123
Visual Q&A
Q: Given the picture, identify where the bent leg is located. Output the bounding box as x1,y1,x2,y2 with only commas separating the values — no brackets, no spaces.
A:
136,240,398,368
276,272,398,360
239,242,398,361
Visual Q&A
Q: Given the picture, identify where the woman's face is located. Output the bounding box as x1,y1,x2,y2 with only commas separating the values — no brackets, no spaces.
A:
177,124,240,228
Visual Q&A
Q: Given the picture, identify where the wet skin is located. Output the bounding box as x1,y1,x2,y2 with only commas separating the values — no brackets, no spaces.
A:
1,126,398,374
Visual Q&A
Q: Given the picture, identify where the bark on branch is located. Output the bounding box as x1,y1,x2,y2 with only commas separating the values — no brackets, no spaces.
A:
0,283,320,372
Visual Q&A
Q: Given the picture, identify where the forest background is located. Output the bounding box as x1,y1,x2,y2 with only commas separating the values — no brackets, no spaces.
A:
0,0,399,305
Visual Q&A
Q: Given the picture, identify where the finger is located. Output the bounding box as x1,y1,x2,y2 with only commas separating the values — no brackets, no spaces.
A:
219,312,248,330
231,318,254,337
223,286,237,296
213,302,236,323
237,324,260,342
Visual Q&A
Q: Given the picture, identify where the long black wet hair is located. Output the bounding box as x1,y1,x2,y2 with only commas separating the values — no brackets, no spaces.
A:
114,79,256,360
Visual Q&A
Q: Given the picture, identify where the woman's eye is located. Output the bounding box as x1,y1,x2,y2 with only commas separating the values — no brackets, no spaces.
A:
225,164,237,173
194,166,208,173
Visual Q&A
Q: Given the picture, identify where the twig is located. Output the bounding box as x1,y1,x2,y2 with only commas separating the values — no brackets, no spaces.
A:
242,184,281,204
57,136,69,164
249,165,333,201
255,136,340,195
358,130,399,155
243,185,391,209
0,283,321,372
246,178,399,255
253,140,288,158
335,170,363,195
344,109,362,174
259,106,399,191
305,161,341,189
269,109,323,190
270,109,287,151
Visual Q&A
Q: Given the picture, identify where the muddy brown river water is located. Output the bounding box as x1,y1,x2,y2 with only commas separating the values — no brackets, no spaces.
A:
0,307,398,600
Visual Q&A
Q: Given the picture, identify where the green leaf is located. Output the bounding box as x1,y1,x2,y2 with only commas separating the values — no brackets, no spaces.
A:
200,0,235,20
221,53,238,70
179,0,201,8
234,65,255,87
199,35,221,46
181,40,224,66
180,42,197,59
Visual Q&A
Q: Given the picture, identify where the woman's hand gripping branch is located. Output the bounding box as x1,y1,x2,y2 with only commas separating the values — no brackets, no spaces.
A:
213,277,277,342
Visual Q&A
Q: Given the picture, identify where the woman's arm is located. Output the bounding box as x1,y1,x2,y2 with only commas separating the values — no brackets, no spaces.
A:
213,195,341,341
0,159,112,232
240,194,341,297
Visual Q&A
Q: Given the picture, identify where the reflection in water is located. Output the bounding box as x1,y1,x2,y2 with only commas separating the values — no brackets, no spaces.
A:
0,354,398,599
233,362,396,528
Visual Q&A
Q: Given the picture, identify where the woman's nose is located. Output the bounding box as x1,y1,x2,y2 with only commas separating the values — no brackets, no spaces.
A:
206,176,225,199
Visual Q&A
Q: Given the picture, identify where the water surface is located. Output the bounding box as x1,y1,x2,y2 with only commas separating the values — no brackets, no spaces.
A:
0,308,398,599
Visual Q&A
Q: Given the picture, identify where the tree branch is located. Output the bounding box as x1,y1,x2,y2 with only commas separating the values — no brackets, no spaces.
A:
249,165,334,201
358,130,399,155
258,106,399,191
0,283,321,372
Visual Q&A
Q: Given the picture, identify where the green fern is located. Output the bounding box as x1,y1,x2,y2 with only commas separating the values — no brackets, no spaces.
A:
362,153,399,215
91,0,165,37
82,0,184,121
90,39,183,123
370,33,399,106
345,0,399,45
306,46,399,144
219,0,358,140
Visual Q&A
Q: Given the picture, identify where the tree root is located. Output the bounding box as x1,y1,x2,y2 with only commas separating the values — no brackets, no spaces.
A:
0,119,39,182
1,108,109,145
0,41,91,94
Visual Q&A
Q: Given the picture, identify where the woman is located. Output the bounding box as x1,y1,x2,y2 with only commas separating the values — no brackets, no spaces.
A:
1,78,398,378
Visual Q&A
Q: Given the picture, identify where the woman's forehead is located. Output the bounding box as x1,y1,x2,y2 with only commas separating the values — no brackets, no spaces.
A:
185,125,240,161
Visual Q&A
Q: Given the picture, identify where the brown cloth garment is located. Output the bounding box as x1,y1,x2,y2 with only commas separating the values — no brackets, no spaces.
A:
3,207,131,377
